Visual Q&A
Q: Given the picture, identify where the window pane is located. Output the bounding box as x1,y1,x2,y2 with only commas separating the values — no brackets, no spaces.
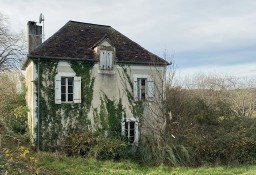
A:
130,129,135,137
68,94,73,101
141,79,146,86
61,94,66,101
68,78,73,85
61,77,65,85
61,86,66,93
130,122,135,129
68,85,73,93
141,93,146,100
125,122,128,130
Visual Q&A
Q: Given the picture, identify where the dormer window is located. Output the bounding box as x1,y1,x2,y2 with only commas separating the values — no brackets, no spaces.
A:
100,50,113,70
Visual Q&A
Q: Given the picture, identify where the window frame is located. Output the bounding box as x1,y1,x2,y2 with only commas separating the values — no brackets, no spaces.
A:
100,50,113,70
133,74,154,101
55,74,81,104
122,118,139,146
61,77,74,103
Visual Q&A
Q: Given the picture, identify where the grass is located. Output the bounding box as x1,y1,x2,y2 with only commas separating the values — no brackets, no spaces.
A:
37,152,256,175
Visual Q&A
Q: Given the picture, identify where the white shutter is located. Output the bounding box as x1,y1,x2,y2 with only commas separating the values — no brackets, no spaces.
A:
55,75,61,104
134,121,139,146
107,51,113,69
133,80,138,100
73,76,81,103
147,81,154,99
100,50,106,69
121,121,125,136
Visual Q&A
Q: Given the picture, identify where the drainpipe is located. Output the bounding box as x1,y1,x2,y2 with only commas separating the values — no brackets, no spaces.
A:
37,58,40,151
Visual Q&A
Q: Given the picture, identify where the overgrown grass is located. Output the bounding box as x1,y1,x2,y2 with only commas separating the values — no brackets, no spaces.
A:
37,152,256,175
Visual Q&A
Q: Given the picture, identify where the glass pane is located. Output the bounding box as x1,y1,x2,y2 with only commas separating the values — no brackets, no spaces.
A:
61,86,65,93
130,122,135,129
68,78,73,85
141,79,146,86
68,85,73,93
61,94,66,101
61,77,65,85
125,122,128,130
68,94,73,101
130,129,134,137
141,93,146,100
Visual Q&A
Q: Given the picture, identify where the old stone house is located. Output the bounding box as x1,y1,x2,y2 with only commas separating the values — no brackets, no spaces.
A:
23,20,168,149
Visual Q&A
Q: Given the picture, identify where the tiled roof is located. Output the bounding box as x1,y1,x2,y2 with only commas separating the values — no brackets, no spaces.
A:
29,21,168,65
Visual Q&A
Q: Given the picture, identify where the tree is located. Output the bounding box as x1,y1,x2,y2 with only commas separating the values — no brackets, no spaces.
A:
0,12,25,71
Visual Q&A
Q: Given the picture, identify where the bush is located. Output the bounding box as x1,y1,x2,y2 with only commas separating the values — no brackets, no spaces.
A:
62,131,129,160
62,131,94,157
90,136,129,160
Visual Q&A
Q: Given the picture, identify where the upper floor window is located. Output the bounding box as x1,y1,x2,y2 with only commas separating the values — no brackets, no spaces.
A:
55,75,81,104
100,50,113,70
133,75,154,101
61,77,74,102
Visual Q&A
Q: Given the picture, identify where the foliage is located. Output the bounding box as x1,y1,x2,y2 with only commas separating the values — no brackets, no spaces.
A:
0,146,40,174
37,152,256,175
167,86,256,165
35,60,95,150
0,73,28,151
89,135,129,160
62,131,129,160
36,59,129,161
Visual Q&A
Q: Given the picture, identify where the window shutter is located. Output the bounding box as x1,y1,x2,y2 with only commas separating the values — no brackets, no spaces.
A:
121,121,125,136
134,121,139,146
107,51,113,69
73,76,81,103
133,80,138,100
100,51,106,69
55,75,61,104
147,81,154,99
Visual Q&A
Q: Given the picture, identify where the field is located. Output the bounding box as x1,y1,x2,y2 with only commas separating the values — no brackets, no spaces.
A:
37,153,256,175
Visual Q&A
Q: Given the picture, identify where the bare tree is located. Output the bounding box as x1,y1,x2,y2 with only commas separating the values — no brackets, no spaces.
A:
0,12,25,71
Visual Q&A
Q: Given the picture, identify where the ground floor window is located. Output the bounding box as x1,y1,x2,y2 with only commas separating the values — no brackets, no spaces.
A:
122,119,139,145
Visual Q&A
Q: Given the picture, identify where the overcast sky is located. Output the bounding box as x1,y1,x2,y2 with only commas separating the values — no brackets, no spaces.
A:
1,0,256,78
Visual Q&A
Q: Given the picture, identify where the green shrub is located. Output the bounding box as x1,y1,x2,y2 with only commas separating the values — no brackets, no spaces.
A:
62,131,129,160
62,131,94,156
90,135,129,160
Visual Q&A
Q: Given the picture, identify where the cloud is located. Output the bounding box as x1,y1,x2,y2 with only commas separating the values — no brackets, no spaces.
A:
1,0,256,77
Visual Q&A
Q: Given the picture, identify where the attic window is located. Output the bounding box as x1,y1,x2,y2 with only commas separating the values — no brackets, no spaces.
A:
100,50,113,70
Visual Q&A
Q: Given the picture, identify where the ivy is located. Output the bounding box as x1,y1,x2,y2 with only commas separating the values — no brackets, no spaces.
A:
34,59,140,151
35,59,95,151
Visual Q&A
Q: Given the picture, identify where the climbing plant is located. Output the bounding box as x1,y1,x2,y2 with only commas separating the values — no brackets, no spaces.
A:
35,59,95,151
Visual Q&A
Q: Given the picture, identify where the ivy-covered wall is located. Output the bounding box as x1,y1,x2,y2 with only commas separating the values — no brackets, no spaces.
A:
34,59,127,151
35,59,96,150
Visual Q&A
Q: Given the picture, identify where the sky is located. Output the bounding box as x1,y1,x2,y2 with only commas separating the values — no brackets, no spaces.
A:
1,0,256,78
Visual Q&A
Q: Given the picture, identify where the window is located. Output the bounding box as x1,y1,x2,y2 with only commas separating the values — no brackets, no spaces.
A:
61,77,74,102
122,119,139,145
137,78,146,101
55,75,81,104
125,121,135,144
133,75,154,101
100,50,113,70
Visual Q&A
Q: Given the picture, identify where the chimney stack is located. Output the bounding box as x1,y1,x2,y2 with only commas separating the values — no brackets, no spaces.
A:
27,21,42,53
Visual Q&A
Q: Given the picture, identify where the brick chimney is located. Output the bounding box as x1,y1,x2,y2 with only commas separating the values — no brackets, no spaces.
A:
27,21,42,53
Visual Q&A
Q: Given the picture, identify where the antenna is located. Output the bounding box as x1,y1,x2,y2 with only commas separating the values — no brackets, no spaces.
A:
39,13,45,42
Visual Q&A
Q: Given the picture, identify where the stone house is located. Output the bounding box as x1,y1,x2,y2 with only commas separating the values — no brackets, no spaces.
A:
23,20,168,149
